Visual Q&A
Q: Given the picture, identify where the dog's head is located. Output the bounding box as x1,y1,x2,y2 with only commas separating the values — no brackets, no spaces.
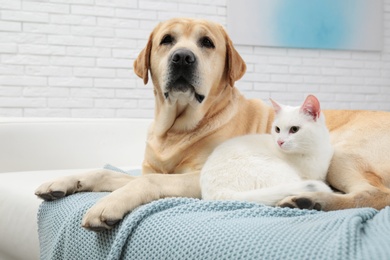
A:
134,18,246,106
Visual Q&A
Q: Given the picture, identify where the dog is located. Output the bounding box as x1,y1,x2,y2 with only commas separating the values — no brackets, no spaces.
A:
35,18,390,231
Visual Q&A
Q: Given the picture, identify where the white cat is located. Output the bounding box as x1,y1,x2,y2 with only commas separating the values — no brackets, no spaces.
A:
200,95,334,207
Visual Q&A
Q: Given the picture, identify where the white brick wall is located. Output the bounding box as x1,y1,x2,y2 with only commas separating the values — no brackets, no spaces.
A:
0,0,389,118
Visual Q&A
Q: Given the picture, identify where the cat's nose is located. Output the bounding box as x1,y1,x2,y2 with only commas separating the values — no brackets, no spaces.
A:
277,140,284,147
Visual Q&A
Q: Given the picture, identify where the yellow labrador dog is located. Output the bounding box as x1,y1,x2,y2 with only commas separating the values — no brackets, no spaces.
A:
36,18,390,231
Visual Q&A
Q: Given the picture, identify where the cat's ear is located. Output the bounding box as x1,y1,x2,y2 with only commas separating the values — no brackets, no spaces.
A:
300,95,321,121
270,98,282,114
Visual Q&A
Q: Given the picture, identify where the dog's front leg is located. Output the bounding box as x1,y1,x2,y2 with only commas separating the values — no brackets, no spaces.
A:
82,171,201,231
35,169,134,201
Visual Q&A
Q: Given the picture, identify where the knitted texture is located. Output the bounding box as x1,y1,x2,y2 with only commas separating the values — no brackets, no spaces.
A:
37,167,390,260
38,194,390,260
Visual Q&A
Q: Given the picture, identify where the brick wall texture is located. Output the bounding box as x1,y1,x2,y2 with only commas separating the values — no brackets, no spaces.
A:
0,0,389,118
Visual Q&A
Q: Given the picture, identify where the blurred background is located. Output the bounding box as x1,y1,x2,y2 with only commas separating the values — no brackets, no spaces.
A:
0,0,389,118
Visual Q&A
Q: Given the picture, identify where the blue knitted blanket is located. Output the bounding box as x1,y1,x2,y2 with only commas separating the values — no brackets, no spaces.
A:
37,170,390,260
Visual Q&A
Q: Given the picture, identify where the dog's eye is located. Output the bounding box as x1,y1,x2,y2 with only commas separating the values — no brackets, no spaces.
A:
200,36,215,48
160,34,173,45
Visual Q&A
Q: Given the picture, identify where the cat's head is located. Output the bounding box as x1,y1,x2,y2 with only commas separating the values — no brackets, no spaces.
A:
270,95,327,154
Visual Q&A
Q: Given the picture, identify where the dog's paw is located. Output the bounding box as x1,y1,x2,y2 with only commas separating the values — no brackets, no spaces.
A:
35,176,79,201
277,195,323,210
82,197,127,232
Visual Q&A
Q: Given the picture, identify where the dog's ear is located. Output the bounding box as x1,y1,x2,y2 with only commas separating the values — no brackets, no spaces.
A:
133,32,153,85
223,27,246,87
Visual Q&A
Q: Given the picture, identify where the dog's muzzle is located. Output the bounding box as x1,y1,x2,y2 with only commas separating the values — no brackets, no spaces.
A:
164,48,205,103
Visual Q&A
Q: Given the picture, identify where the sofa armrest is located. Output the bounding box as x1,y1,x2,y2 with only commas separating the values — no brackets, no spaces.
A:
0,118,152,173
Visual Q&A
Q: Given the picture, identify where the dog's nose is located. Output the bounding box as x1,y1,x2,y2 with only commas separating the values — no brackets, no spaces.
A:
171,49,196,66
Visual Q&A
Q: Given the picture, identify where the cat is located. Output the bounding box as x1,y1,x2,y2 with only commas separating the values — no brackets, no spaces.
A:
200,95,334,207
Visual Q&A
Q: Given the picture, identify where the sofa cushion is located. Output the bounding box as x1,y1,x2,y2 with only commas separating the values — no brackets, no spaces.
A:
0,165,141,260
0,169,85,260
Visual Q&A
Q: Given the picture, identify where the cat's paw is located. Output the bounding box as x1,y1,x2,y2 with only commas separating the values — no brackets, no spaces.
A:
277,181,331,209
277,195,323,210
303,180,332,193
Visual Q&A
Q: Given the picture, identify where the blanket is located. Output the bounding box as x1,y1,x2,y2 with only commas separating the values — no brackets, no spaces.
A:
37,169,390,260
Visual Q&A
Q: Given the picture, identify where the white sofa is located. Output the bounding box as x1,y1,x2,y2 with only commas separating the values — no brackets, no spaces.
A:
0,117,151,260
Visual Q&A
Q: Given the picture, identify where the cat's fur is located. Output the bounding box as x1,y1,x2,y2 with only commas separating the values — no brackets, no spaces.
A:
200,95,334,207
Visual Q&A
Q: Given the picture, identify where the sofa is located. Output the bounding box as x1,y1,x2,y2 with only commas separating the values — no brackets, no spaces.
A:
0,117,150,260
2,117,390,260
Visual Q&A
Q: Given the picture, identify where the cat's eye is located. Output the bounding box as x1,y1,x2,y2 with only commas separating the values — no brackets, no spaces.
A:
289,126,300,134
275,126,280,133
160,34,174,45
